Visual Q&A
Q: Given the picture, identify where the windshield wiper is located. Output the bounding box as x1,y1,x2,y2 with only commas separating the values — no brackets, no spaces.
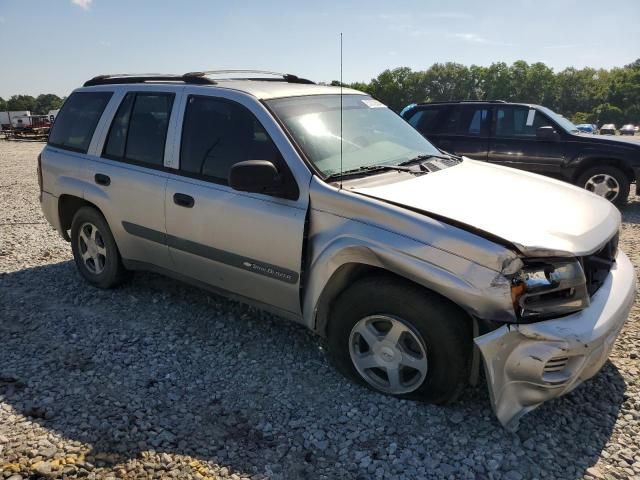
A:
325,164,421,181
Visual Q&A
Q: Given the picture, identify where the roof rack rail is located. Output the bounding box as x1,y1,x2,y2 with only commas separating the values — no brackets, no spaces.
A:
458,99,507,103
184,70,315,84
83,73,216,87
417,99,507,105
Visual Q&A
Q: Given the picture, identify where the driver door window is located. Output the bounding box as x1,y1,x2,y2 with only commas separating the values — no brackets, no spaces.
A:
495,106,552,138
179,96,282,184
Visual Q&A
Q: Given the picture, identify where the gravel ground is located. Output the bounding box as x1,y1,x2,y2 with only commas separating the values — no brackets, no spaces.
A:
1,140,639,480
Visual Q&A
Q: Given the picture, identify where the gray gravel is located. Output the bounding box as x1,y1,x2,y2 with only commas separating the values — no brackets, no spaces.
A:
1,140,639,479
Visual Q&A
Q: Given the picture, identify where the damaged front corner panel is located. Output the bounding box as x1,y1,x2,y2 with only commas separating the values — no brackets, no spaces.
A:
474,324,571,431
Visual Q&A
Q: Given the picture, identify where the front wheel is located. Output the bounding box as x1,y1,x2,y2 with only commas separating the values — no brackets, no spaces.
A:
327,276,472,404
576,166,629,207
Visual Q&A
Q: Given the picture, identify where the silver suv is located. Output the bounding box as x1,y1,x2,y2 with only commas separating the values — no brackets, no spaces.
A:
39,71,635,430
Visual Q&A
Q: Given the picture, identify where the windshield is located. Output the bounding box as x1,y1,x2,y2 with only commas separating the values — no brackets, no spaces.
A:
537,105,579,133
266,94,442,177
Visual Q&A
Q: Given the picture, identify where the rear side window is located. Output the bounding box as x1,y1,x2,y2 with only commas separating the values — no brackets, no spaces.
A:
48,91,112,153
103,92,174,166
407,107,445,135
180,96,282,183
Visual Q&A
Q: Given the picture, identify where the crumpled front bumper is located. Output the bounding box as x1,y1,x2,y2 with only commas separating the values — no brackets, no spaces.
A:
475,249,636,431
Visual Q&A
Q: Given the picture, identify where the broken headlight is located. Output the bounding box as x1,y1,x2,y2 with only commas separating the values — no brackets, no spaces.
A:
511,259,589,321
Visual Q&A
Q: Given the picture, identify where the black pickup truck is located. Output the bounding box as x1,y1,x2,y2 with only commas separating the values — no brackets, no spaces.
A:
401,101,640,206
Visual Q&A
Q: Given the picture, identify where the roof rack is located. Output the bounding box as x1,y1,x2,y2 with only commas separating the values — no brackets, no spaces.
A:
83,70,315,87
83,73,215,87
417,99,507,105
185,70,315,84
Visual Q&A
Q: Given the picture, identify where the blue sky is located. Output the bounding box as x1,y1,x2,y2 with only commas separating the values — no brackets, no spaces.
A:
0,0,638,98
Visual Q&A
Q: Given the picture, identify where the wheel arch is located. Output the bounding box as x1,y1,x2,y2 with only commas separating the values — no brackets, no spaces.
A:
571,156,635,185
311,260,476,339
58,194,105,241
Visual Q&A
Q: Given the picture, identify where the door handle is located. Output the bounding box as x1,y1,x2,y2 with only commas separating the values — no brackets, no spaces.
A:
95,173,110,186
173,193,195,208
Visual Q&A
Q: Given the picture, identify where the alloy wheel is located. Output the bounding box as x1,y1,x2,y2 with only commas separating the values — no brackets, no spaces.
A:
78,222,107,275
584,174,620,201
349,314,428,394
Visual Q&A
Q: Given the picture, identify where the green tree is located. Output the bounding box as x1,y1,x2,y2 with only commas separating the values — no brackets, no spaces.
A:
367,67,422,112
482,62,512,101
624,104,640,124
348,82,371,94
418,62,473,102
0,97,6,111
571,112,593,124
593,103,624,125
7,95,36,112
33,94,63,115
522,62,557,106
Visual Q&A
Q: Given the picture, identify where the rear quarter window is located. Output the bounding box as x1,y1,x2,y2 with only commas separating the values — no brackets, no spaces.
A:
48,91,113,153
407,107,445,134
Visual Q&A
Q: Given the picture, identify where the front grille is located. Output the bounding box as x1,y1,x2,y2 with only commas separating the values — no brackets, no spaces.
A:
581,233,618,296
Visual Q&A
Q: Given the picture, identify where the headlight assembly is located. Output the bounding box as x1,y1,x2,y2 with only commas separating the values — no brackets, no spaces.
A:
511,259,589,321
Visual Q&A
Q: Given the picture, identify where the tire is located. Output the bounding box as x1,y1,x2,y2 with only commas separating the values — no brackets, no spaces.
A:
70,206,127,288
327,276,472,405
576,165,630,207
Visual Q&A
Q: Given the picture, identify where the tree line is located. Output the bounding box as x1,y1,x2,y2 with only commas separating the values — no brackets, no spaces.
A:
0,94,65,116
339,59,640,126
4,59,638,125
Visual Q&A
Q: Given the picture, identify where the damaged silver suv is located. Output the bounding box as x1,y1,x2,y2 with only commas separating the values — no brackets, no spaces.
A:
39,71,636,430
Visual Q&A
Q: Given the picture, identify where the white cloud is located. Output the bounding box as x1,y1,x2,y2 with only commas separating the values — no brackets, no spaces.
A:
543,44,579,49
423,12,471,19
0,16,5,23
450,33,489,43
71,0,92,10
99,40,111,47
376,11,470,21
448,32,515,46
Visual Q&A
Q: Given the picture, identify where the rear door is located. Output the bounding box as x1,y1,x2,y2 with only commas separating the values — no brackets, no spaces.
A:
164,89,309,316
406,105,448,150
408,105,490,160
432,105,490,160
488,105,565,175
86,87,179,270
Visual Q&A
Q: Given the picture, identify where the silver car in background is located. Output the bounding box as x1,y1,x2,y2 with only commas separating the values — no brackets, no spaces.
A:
38,71,636,430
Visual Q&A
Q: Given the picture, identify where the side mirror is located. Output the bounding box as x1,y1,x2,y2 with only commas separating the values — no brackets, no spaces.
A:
536,126,560,141
229,160,286,197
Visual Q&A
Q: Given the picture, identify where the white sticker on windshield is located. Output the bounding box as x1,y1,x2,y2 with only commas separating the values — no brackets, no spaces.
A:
362,99,386,108
526,109,536,126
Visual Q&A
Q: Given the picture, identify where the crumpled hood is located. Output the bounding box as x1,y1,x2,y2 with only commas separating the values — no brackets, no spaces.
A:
353,159,620,257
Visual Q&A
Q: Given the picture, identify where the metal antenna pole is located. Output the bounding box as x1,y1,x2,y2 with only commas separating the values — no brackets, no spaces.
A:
339,32,343,190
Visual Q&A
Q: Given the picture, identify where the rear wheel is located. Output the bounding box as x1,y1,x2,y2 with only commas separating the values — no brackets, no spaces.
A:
70,207,127,288
328,276,471,404
576,165,629,207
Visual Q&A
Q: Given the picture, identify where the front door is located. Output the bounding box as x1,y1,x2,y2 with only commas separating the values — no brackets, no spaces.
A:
488,105,565,175
164,93,308,316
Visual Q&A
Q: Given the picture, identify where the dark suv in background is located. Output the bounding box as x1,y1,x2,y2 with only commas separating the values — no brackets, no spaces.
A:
401,101,640,206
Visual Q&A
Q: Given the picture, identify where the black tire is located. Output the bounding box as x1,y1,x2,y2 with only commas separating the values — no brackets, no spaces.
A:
327,276,472,405
70,206,127,289
576,165,630,207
